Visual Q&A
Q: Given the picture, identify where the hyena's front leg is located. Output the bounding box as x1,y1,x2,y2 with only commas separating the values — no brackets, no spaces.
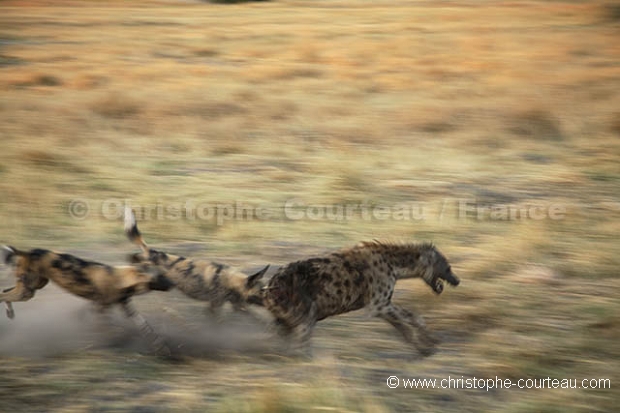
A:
394,305,440,346
0,284,35,320
377,304,435,357
119,300,171,357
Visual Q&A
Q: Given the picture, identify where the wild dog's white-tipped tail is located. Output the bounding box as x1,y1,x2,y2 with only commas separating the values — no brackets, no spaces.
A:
124,207,141,240
124,208,149,254
124,206,136,233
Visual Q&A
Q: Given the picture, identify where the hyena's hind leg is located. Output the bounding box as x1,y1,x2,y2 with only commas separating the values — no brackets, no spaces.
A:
119,300,171,357
283,303,318,359
376,304,436,357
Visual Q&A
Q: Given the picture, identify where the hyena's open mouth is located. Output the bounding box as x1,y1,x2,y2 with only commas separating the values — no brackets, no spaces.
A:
445,272,460,287
431,273,459,295
433,279,444,294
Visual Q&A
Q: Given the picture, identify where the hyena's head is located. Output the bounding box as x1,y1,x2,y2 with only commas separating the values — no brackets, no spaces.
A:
417,244,460,294
242,265,270,306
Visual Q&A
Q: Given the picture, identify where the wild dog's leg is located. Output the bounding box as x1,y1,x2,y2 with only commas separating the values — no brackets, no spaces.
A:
233,305,269,327
119,300,171,357
87,303,117,331
231,299,245,313
2,287,16,319
0,283,35,320
377,304,435,356
229,297,264,322
92,302,109,315
4,302,14,319
208,297,225,321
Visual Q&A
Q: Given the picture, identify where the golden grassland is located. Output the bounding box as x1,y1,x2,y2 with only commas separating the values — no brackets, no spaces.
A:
0,1,619,412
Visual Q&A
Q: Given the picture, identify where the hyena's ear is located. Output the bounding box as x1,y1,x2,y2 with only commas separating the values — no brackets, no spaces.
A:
246,265,269,288
2,246,18,266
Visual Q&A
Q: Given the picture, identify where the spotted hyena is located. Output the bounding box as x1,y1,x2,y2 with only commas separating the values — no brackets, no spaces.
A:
125,208,269,317
262,241,460,357
0,245,174,354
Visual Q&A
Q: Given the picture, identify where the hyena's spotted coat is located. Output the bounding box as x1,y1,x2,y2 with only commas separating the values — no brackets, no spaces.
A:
0,246,173,354
125,208,269,316
262,241,460,356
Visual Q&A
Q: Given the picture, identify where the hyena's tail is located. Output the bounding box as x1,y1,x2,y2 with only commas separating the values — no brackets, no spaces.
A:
124,207,150,255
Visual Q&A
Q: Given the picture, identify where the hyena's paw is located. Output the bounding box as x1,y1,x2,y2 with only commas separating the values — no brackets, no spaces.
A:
287,339,314,360
420,330,441,346
153,340,173,358
285,346,314,360
158,347,184,363
417,344,437,357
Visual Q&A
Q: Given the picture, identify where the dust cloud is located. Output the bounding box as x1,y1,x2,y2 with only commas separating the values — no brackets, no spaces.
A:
0,284,277,359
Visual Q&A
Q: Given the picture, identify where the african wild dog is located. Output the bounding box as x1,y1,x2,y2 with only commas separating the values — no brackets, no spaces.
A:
0,246,174,354
262,241,460,357
124,208,269,317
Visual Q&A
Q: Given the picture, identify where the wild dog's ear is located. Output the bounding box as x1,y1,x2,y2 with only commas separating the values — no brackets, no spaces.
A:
2,246,18,266
246,265,269,288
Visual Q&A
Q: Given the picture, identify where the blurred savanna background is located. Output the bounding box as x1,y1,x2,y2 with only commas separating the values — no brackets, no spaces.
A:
0,0,619,412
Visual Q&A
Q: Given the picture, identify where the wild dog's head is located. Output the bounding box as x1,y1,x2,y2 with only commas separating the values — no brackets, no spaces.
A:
1,246,51,319
1,246,50,284
417,243,460,294
241,265,270,306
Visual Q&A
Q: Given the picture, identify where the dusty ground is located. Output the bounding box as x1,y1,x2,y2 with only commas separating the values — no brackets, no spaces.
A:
0,0,619,412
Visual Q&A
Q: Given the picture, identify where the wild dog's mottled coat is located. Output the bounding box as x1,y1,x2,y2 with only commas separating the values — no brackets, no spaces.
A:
262,241,460,356
0,246,173,353
125,208,268,315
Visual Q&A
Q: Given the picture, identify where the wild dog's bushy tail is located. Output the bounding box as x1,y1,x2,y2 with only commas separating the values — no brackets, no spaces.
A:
124,207,149,255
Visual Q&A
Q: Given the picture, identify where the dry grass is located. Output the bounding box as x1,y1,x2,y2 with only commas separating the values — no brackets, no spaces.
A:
0,0,619,412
